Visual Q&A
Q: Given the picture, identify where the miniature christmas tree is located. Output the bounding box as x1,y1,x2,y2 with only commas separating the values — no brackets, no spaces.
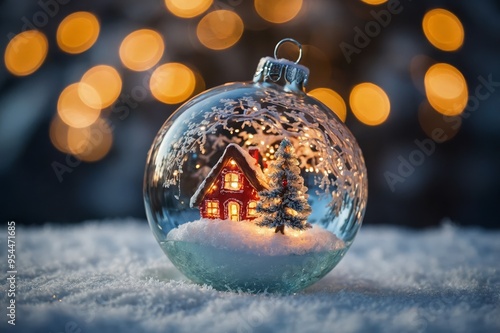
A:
257,138,312,234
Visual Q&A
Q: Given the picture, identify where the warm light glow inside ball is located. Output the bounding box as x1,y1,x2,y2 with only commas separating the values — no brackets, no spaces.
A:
144,40,367,293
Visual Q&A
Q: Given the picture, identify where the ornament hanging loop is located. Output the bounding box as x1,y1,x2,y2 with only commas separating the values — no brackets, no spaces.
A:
274,38,303,64
253,38,309,93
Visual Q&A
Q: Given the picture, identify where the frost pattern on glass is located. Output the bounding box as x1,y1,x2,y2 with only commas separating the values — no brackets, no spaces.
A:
150,85,366,243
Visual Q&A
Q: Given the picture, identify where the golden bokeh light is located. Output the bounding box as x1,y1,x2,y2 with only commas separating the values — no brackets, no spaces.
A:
57,11,100,54
4,30,48,76
254,0,303,24
150,63,196,104
67,118,113,162
309,88,347,122
424,63,468,116
349,83,390,126
423,9,464,52
361,0,388,5
67,126,89,155
165,0,212,18
57,83,101,128
197,10,244,50
50,116,71,153
80,65,122,109
119,29,165,71
418,101,461,142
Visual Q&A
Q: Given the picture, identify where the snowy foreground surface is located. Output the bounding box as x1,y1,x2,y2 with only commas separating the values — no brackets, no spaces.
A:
166,218,345,256
1,220,499,333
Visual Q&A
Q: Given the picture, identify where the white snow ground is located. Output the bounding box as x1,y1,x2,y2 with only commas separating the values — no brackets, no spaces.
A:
1,219,499,333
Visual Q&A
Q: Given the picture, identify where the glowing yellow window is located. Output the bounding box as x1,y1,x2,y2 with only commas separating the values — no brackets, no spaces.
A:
205,200,219,217
228,201,240,221
224,172,242,190
248,201,257,217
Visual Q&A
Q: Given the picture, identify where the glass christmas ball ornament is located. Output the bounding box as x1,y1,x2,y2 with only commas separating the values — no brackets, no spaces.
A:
144,39,368,293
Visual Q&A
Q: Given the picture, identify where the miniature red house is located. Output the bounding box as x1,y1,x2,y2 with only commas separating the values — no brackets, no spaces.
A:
190,144,268,222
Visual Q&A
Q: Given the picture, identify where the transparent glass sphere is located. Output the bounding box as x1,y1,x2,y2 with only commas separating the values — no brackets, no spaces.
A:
144,62,367,293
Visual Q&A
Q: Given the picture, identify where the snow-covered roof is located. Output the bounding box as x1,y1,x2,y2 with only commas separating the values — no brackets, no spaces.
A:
190,144,268,208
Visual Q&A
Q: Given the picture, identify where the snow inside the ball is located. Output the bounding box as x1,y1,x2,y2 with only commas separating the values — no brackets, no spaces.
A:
166,218,345,256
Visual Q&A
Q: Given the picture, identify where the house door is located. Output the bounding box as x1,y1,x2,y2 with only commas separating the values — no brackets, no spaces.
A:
227,201,240,221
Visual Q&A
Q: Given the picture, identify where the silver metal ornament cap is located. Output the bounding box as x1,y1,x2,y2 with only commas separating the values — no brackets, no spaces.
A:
253,38,309,94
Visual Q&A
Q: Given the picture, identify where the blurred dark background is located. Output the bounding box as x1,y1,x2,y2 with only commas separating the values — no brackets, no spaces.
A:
1,0,499,228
